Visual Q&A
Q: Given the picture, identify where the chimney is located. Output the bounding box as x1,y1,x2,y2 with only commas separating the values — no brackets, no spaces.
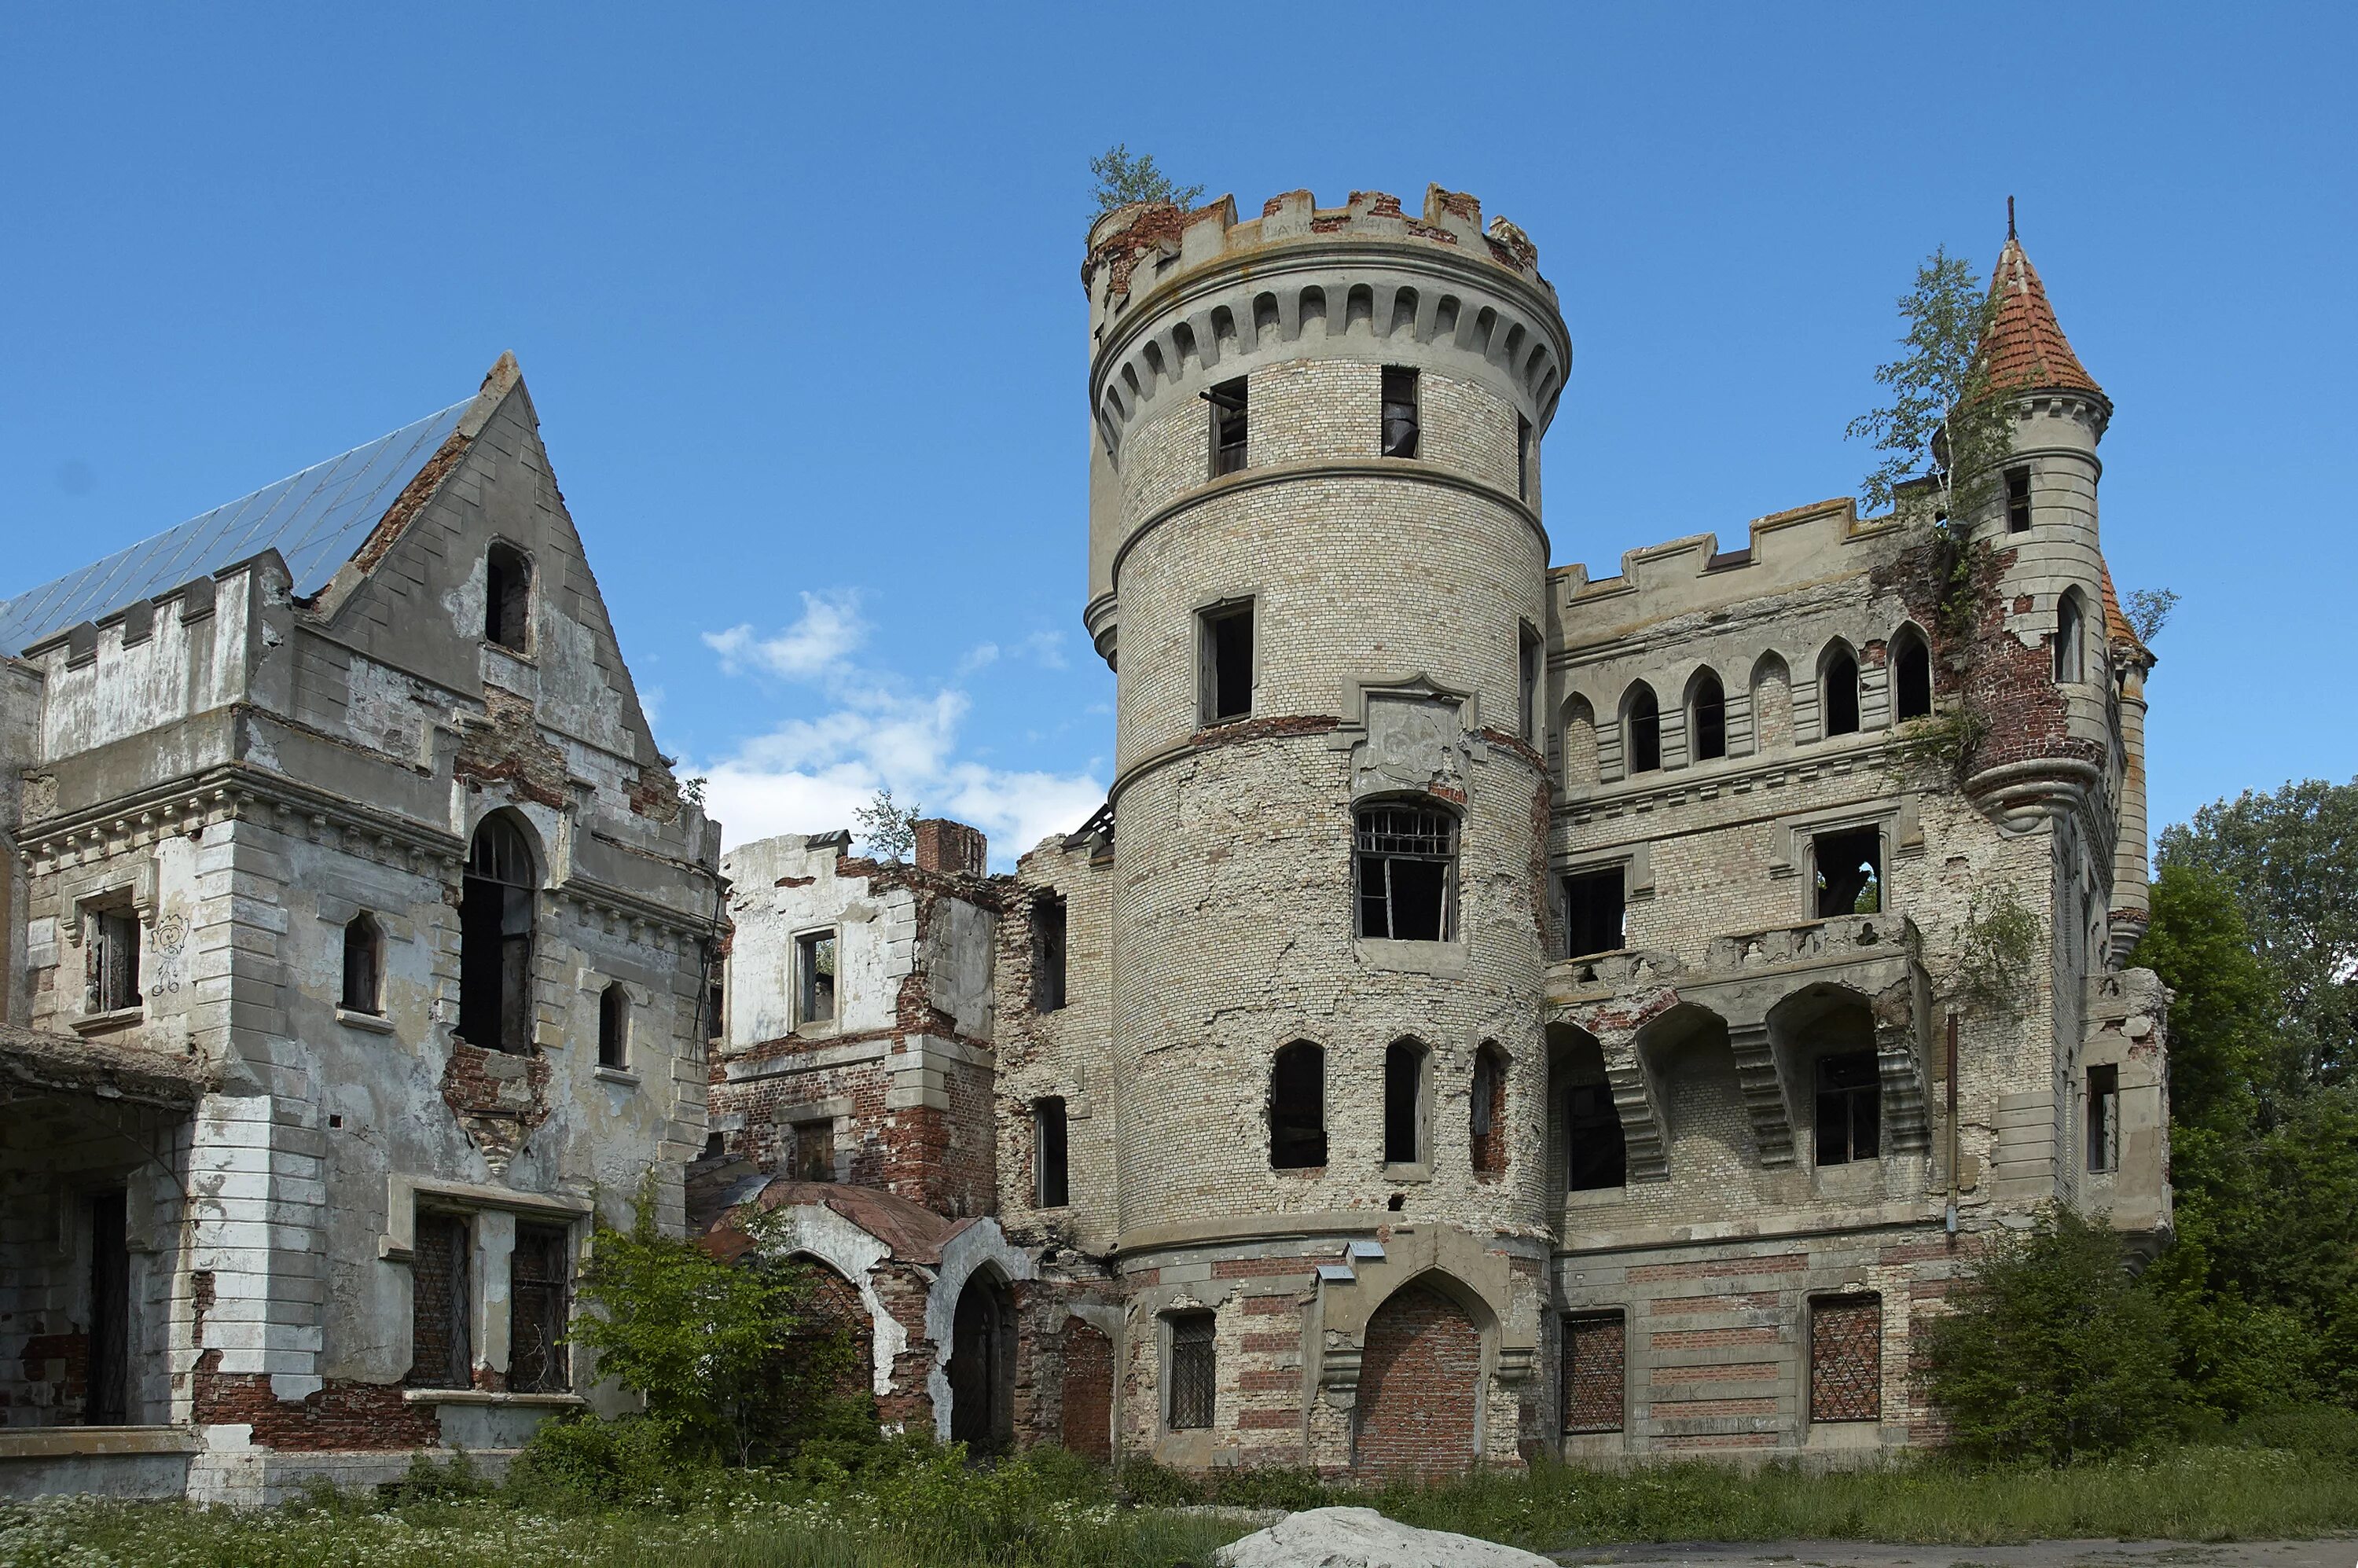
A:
912,818,987,876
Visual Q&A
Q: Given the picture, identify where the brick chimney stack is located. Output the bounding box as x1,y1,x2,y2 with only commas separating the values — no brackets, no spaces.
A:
912,818,987,876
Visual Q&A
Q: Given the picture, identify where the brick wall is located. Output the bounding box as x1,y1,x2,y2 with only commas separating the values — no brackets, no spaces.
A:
1353,1283,1482,1478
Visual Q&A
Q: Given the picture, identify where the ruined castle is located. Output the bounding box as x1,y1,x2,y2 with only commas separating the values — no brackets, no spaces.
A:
0,185,2167,1497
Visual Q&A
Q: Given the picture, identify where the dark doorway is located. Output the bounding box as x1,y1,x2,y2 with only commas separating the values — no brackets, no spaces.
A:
947,1272,1014,1452
460,816,536,1051
86,1190,129,1425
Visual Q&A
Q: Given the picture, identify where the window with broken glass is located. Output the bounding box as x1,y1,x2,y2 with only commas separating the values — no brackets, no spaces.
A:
1166,1312,1216,1430
1380,366,1420,458
1207,377,1247,477
1815,1051,1882,1166
84,907,141,1015
1354,803,1457,942
460,815,536,1052
406,1213,472,1389
509,1223,572,1394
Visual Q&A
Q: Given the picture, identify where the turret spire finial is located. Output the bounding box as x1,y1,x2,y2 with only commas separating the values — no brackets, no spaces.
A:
2007,195,2017,242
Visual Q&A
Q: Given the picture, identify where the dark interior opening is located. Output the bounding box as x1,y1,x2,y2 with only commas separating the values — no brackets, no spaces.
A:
86,1190,128,1425
2006,466,2032,532
1564,1082,1627,1191
1824,650,1861,736
1209,377,1247,476
1034,1096,1069,1207
1894,634,1933,720
1032,894,1067,1012
1381,365,1420,458
485,543,532,652
1626,689,1661,773
459,816,535,1052
1269,1041,1328,1169
1691,673,1726,760
1383,1041,1424,1164
1813,826,1882,917
1563,868,1626,959
1203,603,1254,724
1815,1050,1882,1166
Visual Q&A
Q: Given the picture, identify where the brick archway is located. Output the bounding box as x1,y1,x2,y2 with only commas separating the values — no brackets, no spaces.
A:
1353,1280,1482,1479
792,1258,874,1403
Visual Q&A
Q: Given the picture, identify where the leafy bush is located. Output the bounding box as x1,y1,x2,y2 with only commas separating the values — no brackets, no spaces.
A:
509,1412,710,1510
1916,1206,2186,1463
1113,1453,1204,1507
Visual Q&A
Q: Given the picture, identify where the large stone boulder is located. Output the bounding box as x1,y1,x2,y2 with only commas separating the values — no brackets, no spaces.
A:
1212,1506,1556,1568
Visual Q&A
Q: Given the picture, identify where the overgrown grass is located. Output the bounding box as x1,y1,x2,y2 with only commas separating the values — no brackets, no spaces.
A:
6,1441,2357,1567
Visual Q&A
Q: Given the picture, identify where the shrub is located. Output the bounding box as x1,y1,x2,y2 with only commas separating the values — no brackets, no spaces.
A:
1917,1206,2186,1463
1114,1453,1204,1507
508,1412,712,1509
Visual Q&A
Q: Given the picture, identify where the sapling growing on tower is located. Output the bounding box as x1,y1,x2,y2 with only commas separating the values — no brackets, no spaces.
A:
1089,144,1204,219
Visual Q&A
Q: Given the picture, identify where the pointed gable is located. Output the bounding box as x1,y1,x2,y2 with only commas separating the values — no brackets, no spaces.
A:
1982,233,2103,399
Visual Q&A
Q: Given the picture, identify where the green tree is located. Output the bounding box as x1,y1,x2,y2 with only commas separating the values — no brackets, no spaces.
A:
1089,144,1203,220
854,786,920,865
1917,1206,2184,1463
1846,247,2015,526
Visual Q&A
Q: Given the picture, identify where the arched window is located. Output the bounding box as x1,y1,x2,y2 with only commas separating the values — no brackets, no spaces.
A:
1822,645,1860,737
1269,1041,1327,1170
2055,589,2084,683
1892,628,1932,721
1688,670,1726,762
484,542,533,653
1751,652,1793,752
1471,1042,1508,1177
597,982,630,1070
340,914,383,1015
1383,1039,1428,1166
1623,685,1661,774
1559,696,1599,789
459,814,537,1052
1354,802,1456,942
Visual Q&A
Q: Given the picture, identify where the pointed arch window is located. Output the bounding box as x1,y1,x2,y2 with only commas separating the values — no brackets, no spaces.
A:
460,814,537,1052
1688,671,1726,762
1892,628,1933,721
2055,589,2085,684
1623,685,1661,774
484,542,533,653
1471,1042,1508,1177
1269,1041,1327,1170
1823,647,1860,737
341,914,384,1015
597,982,630,1070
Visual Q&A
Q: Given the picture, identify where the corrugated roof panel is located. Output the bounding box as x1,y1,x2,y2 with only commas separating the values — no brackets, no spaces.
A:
0,398,470,656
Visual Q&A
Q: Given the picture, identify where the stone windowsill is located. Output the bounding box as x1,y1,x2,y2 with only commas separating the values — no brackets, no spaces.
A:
593,1067,641,1087
1381,1162,1434,1185
1354,937,1468,977
401,1389,586,1408
0,1425,199,1458
336,1007,398,1035
71,1006,144,1035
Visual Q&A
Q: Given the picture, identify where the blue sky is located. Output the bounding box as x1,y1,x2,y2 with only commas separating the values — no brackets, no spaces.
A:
6,5,2351,864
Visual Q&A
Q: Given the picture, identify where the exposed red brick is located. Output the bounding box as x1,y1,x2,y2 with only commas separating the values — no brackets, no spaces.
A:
1627,1254,1807,1284
1355,1284,1481,1478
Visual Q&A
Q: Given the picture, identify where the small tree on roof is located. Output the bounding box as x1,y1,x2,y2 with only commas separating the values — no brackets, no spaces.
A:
1090,144,1205,220
1846,245,2015,527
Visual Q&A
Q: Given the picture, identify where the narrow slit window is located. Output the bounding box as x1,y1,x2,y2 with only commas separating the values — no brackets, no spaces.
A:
1034,1096,1070,1207
1354,803,1457,942
2086,1063,2120,1173
85,908,141,1015
1625,687,1661,773
1269,1041,1327,1170
1380,366,1420,458
484,543,532,652
1813,826,1882,917
1516,414,1533,501
1815,1051,1882,1166
1561,1312,1625,1433
1893,631,1933,721
797,931,837,1025
1200,601,1254,725
2005,467,2032,532
1564,1081,1627,1192
597,982,630,1070
1519,625,1543,745
1471,1044,1508,1176
341,915,384,1015
1562,868,1625,960
1384,1040,1427,1166
1166,1312,1216,1430
1208,377,1247,476
1690,672,1726,761
1031,894,1068,1013
2055,590,2084,684
1824,648,1861,736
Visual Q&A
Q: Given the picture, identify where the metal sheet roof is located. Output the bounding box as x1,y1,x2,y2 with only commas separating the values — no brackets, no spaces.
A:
0,398,471,657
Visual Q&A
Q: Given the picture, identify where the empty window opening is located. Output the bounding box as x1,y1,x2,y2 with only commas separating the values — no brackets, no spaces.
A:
1809,1294,1882,1422
484,542,532,652
1624,687,1661,774
1519,625,1543,744
2005,467,2032,533
790,1118,836,1183
2086,1063,2120,1173
85,907,141,1015
1269,1041,1328,1170
797,931,837,1025
1564,1081,1627,1192
341,914,384,1015
1033,1096,1070,1207
86,1190,129,1426
704,964,725,1045
406,1212,472,1389
1813,827,1882,917
1562,868,1625,960
1823,648,1861,737
510,1223,572,1394
1815,1051,1882,1166
459,816,536,1052
1690,672,1727,762
1471,1043,1508,1176
1516,414,1533,501
701,1132,725,1159
2055,589,2084,684
597,982,630,1070
1199,600,1254,725
1031,894,1068,1013
1893,630,1933,721
1355,802,1457,942
1380,365,1420,458
1166,1311,1216,1430
1561,1312,1625,1433
1384,1040,1427,1166
1207,376,1248,477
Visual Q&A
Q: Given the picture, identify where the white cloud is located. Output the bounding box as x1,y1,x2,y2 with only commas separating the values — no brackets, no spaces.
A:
957,641,1001,674
703,589,868,680
1019,629,1069,670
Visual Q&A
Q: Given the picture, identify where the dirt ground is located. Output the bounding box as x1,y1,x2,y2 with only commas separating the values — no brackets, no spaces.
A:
1551,1540,2358,1568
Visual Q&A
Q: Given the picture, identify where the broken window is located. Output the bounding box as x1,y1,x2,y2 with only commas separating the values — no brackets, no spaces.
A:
1893,629,1933,721
1031,894,1067,1013
2086,1063,2120,1173
1269,1041,1328,1170
1166,1311,1216,1430
1354,802,1457,942
484,542,532,652
86,1190,128,1426
797,931,837,1025
1516,414,1533,501
406,1212,472,1389
791,1118,836,1183
459,815,536,1052
1199,600,1254,725
1823,647,1861,736
1380,365,1420,458
1690,671,1726,762
509,1223,571,1394
704,966,726,1045
1562,867,1625,960
597,982,630,1070
1384,1039,1427,1166
84,906,141,1015
2005,466,2032,533
2055,589,2084,684
1809,1294,1882,1422
1564,1081,1626,1192
1813,826,1882,917
1561,1312,1625,1433
341,914,383,1015
1207,376,1248,477
1034,1096,1070,1208
1519,625,1543,745
1815,1051,1882,1166
1624,685,1661,774
1471,1043,1508,1176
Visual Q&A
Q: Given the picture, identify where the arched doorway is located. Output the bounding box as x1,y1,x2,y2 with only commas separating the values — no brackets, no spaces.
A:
790,1258,875,1405
1355,1279,1482,1479
947,1270,1014,1452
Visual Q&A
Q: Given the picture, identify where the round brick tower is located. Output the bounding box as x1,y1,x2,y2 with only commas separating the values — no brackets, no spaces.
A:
1080,185,1572,1471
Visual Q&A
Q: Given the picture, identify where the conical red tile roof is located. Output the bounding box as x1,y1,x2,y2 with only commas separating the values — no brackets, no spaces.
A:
1982,227,2103,398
